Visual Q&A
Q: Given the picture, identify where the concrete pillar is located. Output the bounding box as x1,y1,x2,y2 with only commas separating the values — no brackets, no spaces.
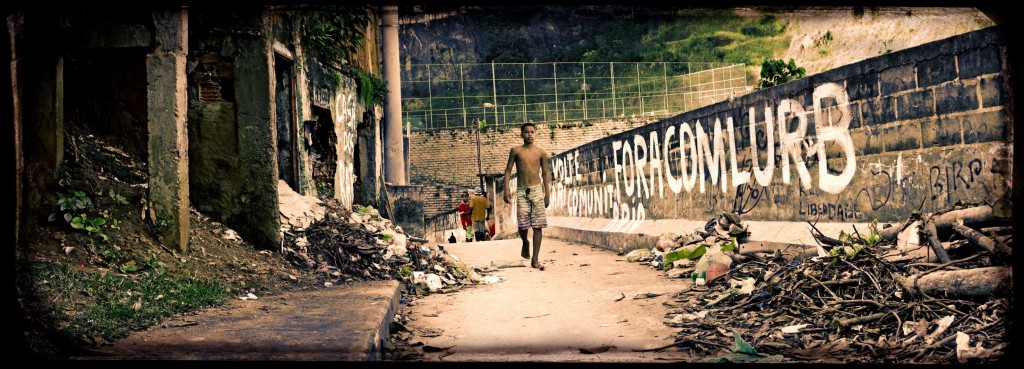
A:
15,13,63,235
291,16,316,196
356,106,384,208
232,11,282,250
381,5,405,184
8,13,24,247
146,8,190,253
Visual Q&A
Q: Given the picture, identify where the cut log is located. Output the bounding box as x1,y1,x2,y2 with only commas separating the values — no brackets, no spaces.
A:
952,221,1010,257
737,241,817,257
879,217,917,241
896,267,1011,299
923,219,951,264
931,205,993,234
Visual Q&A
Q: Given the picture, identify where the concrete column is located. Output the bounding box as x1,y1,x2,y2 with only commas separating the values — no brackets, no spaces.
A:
356,106,384,208
232,11,282,250
146,8,190,252
291,16,316,196
381,5,405,184
8,13,25,246
15,13,63,235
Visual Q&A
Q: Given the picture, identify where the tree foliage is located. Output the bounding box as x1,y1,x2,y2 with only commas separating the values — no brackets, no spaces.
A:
757,58,806,90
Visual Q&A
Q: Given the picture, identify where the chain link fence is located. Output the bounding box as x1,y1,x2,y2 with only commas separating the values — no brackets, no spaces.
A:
401,62,751,130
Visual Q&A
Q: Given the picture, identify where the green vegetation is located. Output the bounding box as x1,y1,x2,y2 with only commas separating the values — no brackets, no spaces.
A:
50,190,119,242
465,7,789,67
756,58,806,90
301,5,388,107
23,262,227,343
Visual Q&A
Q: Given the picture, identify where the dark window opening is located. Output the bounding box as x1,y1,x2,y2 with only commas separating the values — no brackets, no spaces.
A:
310,107,336,199
63,48,149,185
275,55,297,190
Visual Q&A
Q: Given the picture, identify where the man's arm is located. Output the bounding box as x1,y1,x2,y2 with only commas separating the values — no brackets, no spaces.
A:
502,148,516,203
541,150,553,207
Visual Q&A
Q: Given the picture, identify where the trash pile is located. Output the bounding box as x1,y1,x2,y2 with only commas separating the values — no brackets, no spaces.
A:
631,205,1011,364
281,201,484,295
625,212,749,281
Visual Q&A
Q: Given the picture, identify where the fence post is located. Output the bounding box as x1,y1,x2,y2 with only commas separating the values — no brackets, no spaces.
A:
427,64,434,128
663,62,669,114
491,61,499,125
582,62,588,121
522,63,527,124
637,63,643,115
460,64,467,128
553,63,559,123
610,62,616,118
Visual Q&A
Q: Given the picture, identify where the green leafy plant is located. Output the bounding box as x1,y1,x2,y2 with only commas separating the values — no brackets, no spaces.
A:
57,190,93,213
69,214,109,241
302,5,387,107
756,58,806,90
860,220,882,245
721,238,738,253
828,244,865,260
354,68,388,108
108,189,129,205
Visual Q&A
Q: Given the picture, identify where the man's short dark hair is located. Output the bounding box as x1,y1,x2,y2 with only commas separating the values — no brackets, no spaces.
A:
521,122,536,132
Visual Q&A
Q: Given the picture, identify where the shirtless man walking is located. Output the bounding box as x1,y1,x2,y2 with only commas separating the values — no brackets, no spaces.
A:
503,123,553,270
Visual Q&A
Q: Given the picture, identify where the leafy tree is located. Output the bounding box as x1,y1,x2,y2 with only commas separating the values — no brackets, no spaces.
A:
757,58,805,90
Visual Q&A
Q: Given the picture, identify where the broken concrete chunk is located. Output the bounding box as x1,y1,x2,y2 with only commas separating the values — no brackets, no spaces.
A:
656,233,680,252
625,248,651,262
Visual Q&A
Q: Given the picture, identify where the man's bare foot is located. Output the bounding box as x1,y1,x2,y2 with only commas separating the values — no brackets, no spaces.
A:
531,261,544,270
521,242,531,259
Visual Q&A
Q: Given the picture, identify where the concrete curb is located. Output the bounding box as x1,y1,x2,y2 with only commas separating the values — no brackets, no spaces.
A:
73,280,403,361
546,216,875,251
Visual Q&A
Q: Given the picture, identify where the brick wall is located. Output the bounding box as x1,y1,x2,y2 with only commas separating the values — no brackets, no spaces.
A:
545,27,1011,224
410,119,654,216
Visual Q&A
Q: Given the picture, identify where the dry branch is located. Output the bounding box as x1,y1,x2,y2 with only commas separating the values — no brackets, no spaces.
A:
952,221,1011,257
923,219,951,264
896,267,1011,299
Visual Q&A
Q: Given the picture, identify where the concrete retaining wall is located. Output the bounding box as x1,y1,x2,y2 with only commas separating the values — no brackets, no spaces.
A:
544,27,1011,242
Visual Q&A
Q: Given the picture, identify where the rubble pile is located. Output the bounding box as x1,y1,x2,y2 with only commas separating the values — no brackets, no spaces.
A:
281,201,481,295
638,205,1011,364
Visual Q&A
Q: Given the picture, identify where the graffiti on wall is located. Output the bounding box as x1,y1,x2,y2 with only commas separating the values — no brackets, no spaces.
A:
547,81,1008,223
332,80,360,208
549,83,865,222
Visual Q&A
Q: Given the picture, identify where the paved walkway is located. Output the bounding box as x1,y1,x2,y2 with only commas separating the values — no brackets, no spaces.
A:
404,238,690,362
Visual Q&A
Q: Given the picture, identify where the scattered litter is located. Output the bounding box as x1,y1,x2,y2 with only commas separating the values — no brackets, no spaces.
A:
633,292,664,300
780,324,809,334
579,345,616,354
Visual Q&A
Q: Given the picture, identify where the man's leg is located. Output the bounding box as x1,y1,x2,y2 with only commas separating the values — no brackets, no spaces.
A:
531,228,544,270
519,229,530,259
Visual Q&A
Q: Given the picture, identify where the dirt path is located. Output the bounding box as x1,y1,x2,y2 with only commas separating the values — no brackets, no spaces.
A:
398,238,692,362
